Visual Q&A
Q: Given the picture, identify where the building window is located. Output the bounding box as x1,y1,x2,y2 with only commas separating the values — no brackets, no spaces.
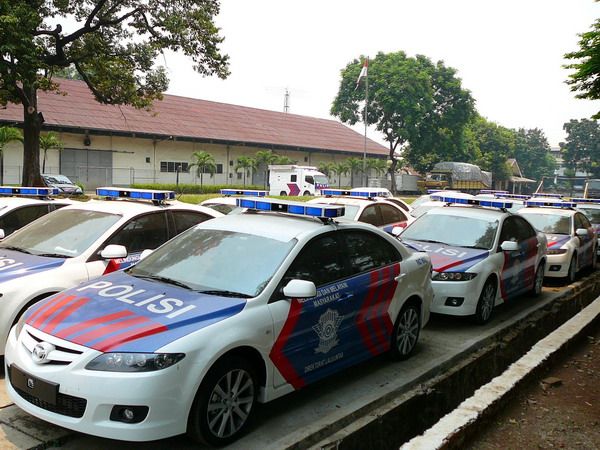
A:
237,172,242,180
160,161,190,173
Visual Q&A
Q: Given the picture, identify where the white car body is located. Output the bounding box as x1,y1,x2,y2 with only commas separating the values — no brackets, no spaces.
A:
573,199,600,257
349,187,412,213
5,199,432,445
400,195,547,323
0,189,221,355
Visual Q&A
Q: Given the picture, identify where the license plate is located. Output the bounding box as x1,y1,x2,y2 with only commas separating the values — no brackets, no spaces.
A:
10,365,58,405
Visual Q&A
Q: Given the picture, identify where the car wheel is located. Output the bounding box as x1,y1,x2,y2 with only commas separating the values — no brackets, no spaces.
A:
187,356,257,446
303,191,310,196
390,302,421,360
566,254,577,284
279,191,287,196
474,278,496,324
531,261,545,297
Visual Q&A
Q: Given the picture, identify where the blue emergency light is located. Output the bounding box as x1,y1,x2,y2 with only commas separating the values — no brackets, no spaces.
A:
532,193,563,199
236,197,344,219
571,198,600,204
430,194,513,209
322,189,383,198
96,187,175,201
525,200,577,208
220,189,268,197
479,189,508,195
0,186,59,196
496,193,530,200
427,189,445,194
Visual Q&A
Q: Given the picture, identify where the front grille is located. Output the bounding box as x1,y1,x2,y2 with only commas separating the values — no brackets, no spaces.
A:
8,371,87,418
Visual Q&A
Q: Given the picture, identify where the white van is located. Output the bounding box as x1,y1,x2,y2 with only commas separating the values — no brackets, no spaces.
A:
268,165,329,196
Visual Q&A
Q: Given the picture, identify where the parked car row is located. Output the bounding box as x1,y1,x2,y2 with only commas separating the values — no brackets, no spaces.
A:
2,187,598,446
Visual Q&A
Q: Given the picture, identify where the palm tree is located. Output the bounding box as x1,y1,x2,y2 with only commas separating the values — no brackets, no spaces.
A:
366,158,388,186
274,155,296,165
235,156,257,187
189,151,217,190
318,162,336,178
332,161,349,188
255,150,278,189
345,157,364,187
39,132,64,173
0,126,23,185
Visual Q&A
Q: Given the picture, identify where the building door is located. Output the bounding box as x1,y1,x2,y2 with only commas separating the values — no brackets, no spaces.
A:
61,148,113,189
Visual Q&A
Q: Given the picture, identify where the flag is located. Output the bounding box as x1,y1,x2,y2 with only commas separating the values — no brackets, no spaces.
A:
355,58,368,89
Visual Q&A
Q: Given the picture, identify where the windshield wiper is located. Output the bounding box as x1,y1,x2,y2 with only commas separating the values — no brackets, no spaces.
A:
34,252,72,258
457,244,489,250
133,274,193,290
197,289,251,298
0,246,32,254
409,239,447,245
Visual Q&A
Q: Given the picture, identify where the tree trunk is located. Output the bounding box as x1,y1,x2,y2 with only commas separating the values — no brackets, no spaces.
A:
22,85,44,186
389,158,399,194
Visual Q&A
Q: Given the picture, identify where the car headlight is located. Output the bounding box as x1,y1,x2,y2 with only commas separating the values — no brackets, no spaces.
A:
547,248,568,255
85,353,185,372
433,272,478,281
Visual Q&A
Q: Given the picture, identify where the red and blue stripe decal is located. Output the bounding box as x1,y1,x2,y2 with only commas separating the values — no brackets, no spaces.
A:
402,239,489,273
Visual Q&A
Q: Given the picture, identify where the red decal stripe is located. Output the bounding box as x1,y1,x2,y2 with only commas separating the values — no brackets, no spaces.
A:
370,266,391,352
42,297,91,334
71,315,152,347
103,259,121,275
26,293,66,325
356,270,382,356
30,295,78,329
55,310,136,339
95,323,168,352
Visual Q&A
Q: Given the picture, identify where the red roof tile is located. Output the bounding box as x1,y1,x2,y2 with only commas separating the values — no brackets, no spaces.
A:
0,79,388,156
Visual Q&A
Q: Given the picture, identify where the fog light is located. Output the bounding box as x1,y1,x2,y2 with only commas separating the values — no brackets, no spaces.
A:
110,405,149,424
549,265,561,272
445,297,464,307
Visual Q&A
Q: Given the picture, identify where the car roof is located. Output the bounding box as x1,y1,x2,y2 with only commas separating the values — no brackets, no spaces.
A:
58,198,222,217
425,204,508,220
519,207,575,217
200,197,237,206
0,196,73,210
308,196,397,208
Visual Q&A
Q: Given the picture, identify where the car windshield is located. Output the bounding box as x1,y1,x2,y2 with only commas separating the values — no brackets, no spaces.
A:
578,207,600,223
402,212,498,249
0,209,121,257
44,175,72,184
128,228,296,297
521,213,571,235
314,175,328,185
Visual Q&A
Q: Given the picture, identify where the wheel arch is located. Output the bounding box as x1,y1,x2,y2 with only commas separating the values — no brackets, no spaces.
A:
208,345,268,392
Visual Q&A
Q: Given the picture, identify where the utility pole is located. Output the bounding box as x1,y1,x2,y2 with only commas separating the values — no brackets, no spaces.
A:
283,88,290,113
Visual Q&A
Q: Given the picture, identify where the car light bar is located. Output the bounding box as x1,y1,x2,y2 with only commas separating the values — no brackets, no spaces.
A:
236,197,345,218
571,198,600,204
322,189,383,198
479,189,508,194
496,193,531,200
430,194,513,209
0,186,59,196
525,200,577,208
220,189,268,197
96,187,175,201
427,189,445,194
532,193,563,198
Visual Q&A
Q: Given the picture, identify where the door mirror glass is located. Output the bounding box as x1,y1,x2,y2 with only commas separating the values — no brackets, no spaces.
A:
282,279,317,299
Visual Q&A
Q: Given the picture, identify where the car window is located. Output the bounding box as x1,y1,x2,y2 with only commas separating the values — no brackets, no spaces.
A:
343,230,400,274
379,204,407,224
305,175,314,185
512,216,537,240
0,205,50,236
521,213,571,235
577,207,600,223
170,210,213,236
575,213,591,230
386,198,410,212
358,205,381,226
105,212,168,253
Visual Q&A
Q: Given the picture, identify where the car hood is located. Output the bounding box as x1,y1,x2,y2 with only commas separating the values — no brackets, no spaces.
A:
546,234,571,248
0,249,64,283
402,239,489,273
24,271,248,353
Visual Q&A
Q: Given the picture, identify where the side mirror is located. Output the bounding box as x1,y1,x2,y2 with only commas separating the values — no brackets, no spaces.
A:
575,228,589,237
100,244,127,259
282,279,317,299
140,249,153,260
0,229,5,240
500,240,519,252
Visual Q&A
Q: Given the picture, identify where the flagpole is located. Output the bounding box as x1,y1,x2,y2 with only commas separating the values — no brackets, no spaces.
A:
362,57,369,187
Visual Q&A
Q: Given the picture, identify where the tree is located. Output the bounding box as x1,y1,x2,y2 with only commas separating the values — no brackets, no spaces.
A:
317,162,336,178
0,126,23,184
513,128,555,182
255,150,278,189
366,158,388,185
564,14,600,118
332,161,349,188
0,1,229,186
39,132,63,173
189,150,217,189
331,51,474,192
273,155,296,165
235,156,256,187
345,157,363,187
560,119,600,177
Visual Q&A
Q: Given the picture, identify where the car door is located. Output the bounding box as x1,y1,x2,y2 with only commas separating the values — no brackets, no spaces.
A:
379,204,409,233
574,212,595,269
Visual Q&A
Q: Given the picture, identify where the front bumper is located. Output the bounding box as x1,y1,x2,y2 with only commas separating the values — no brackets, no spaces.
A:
4,326,193,442
429,276,483,316
544,252,571,278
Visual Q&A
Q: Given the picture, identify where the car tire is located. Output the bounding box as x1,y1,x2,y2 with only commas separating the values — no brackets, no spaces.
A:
390,302,421,360
279,191,287,196
473,278,496,325
187,356,257,447
303,191,310,196
566,254,577,284
530,261,545,297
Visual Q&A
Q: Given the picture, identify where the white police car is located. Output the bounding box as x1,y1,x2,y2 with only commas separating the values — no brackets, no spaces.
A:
5,198,433,446
573,198,600,259
200,189,268,214
0,187,222,355
308,189,414,233
350,187,413,213
0,187,72,238
518,198,597,283
400,193,547,324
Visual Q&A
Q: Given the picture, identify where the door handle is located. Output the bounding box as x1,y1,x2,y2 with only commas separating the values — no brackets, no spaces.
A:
395,273,407,282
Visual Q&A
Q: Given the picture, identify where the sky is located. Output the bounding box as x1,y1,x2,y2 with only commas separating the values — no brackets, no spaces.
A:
163,0,599,149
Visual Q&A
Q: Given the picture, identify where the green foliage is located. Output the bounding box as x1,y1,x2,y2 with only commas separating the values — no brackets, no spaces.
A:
273,155,296,165
345,157,364,186
132,183,264,195
564,15,600,119
254,150,278,188
234,156,257,187
513,128,555,182
560,119,600,177
39,131,63,172
0,126,23,152
331,161,350,188
189,150,217,187
0,0,229,185
317,162,336,177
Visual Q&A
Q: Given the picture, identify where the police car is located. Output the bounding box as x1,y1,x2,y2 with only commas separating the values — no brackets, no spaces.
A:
5,198,433,446
350,187,413,213
307,189,414,233
399,193,547,324
572,198,600,259
518,198,597,283
0,187,72,238
0,187,222,355
199,189,268,214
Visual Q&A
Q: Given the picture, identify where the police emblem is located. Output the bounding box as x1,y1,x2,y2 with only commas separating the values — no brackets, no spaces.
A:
312,309,343,354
